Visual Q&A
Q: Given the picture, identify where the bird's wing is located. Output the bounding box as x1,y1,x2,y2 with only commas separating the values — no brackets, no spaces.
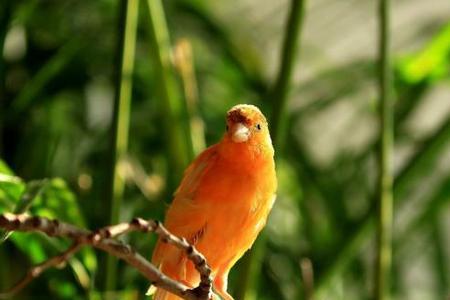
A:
173,144,219,201
151,145,219,270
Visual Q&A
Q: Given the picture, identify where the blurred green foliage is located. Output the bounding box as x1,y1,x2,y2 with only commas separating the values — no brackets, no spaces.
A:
0,0,449,299
0,165,95,299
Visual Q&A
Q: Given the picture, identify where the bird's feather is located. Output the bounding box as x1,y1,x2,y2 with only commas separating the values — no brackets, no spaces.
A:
150,105,277,300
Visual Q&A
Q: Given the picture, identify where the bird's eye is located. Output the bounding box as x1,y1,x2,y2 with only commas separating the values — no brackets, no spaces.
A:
256,124,262,131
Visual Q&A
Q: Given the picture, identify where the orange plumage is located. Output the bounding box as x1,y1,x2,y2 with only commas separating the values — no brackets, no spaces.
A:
151,104,277,300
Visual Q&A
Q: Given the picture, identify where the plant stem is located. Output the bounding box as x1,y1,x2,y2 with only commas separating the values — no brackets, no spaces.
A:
270,0,306,151
236,1,306,300
104,0,139,292
375,0,393,298
145,0,194,183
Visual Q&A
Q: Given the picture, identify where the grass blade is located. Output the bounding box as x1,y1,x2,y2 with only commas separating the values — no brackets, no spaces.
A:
375,0,394,298
145,0,194,183
104,0,139,292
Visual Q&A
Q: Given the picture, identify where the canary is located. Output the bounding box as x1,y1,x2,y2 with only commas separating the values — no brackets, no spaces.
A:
151,104,277,300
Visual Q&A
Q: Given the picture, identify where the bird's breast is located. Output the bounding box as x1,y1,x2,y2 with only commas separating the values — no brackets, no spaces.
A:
193,155,276,267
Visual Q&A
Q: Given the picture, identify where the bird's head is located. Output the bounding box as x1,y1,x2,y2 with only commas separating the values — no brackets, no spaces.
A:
224,104,273,152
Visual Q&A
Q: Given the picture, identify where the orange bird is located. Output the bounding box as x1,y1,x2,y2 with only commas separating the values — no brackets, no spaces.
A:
151,104,277,300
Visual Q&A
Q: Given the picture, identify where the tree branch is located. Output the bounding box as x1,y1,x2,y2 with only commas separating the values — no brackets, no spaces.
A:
0,213,213,300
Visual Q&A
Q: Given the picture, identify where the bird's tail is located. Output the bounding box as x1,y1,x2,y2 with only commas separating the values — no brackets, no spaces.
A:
151,288,182,300
151,226,210,300
150,239,192,300
147,271,194,300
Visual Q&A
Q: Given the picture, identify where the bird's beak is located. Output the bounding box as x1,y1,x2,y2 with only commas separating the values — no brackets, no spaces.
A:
231,123,250,143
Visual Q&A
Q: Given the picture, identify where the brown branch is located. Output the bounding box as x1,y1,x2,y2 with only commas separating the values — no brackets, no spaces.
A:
0,213,213,300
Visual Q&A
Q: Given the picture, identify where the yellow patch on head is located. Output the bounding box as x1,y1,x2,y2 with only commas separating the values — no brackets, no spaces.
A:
226,104,266,127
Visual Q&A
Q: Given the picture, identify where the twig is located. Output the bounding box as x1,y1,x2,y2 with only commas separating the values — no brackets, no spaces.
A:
146,0,194,179
97,217,212,294
0,213,213,300
299,258,314,300
0,243,82,299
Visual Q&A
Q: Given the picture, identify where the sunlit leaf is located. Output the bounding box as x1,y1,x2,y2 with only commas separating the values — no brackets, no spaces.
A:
0,160,25,213
29,178,85,226
0,179,47,243
12,179,49,214
25,178,98,274
398,23,450,83
0,160,15,175
0,164,97,284
0,179,25,213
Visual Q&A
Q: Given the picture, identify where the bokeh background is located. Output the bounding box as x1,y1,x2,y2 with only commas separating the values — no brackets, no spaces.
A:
0,0,449,299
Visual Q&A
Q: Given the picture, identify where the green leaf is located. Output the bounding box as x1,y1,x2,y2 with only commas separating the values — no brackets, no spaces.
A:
398,23,450,83
0,160,25,213
0,171,97,283
12,179,49,214
0,160,14,175
0,177,25,213
25,178,97,274
0,179,47,242
30,178,85,226
9,233,48,263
